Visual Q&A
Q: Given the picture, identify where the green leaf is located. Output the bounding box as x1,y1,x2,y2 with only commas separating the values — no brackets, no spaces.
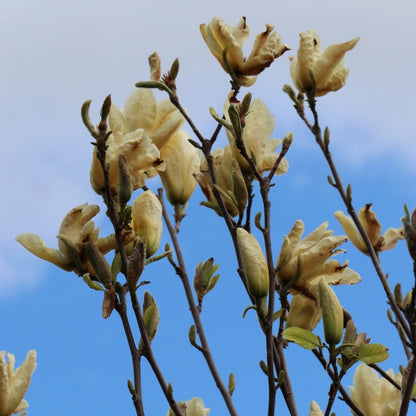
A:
358,343,389,364
282,327,321,350
82,273,104,291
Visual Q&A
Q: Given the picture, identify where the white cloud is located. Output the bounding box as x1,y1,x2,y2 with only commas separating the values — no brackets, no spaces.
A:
2,0,415,297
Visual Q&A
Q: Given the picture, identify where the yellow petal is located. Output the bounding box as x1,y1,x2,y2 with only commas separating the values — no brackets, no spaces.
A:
334,210,367,253
15,233,72,271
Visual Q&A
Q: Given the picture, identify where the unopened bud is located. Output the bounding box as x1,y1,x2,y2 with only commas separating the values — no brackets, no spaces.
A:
402,206,416,261
240,92,252,116
282,132,293,152
84,242,113,289
228,104,243,140
141,291,159,344
231,159,248,217
148,52,161,81
236,228,269,299
131,191,163,258
319,279,344,346
102,288,116,319
127,239,146,291
118,154,133,206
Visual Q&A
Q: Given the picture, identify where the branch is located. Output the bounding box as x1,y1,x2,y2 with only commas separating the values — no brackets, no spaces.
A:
158,189,239,416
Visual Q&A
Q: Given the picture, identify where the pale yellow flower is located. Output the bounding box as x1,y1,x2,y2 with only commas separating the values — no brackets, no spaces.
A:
0,350,36,416
166,397,210,416
349,363,401,416
90,87,184,195
237,227,269,299
334,204,403,255
200,17,289,86
131,190,162,257
224,97,289,177
290,30,359,96
16,204,122,273
309,401,324,416
159,130,201,207
278,220,360,331
195,145,243,217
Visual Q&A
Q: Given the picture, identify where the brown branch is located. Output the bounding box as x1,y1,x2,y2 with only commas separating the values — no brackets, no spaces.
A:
158,189,239,416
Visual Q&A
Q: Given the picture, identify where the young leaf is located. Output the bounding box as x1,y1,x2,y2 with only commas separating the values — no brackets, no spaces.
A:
282,327,321,350
358,343,389,364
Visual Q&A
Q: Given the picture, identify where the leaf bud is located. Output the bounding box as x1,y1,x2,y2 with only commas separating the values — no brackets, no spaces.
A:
81,100,98,138
318,279,344,346
236,227,269,299
100,94,112,121
193,258,220,303
141,292,159,343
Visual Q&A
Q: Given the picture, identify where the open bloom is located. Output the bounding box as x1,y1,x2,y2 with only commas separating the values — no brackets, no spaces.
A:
224,97,289,177
0,350,37,416
290,30,359,96
159,130,201,207
167,397,210,416
349,363,401,416
334,204,403,255
277,220,360,331
200,17,289,86
90,85,185,195
16,204,124,273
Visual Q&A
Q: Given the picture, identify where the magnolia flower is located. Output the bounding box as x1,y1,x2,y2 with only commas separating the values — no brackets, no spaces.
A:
290,30,359,96
159,130,201,207
237,227,269,299
131,190,162,258
166,397,210,416
195,145,246,217
277,220,360,331
309,401,324,416
349,363,401,416
224,97,289,178
334,204,403,255
90,86,185,195
16,204,123,273
200,17,289,86
0,350,37,416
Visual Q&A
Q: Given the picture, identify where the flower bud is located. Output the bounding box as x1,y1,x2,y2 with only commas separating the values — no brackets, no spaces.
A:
318,279,344,346
84,241,113,289
131,191,162,258
236,228,269,299
159,131,200,207
118,154,133,206
402,206,416,261
127,238,146,291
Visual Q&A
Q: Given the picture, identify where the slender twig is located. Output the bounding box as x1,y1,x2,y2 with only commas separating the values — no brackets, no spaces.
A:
295,96,412,346
158,189,239,416
130,290,185,416
115,285,145,416
312,349,365,416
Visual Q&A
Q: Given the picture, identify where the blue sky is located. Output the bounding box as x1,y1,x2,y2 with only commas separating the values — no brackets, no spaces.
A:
2,0,416,415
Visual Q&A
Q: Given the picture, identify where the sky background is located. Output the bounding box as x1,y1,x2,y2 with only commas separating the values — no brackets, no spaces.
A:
2,0,416,415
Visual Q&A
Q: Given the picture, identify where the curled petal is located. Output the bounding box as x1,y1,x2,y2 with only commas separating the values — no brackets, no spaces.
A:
15,233,72,271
